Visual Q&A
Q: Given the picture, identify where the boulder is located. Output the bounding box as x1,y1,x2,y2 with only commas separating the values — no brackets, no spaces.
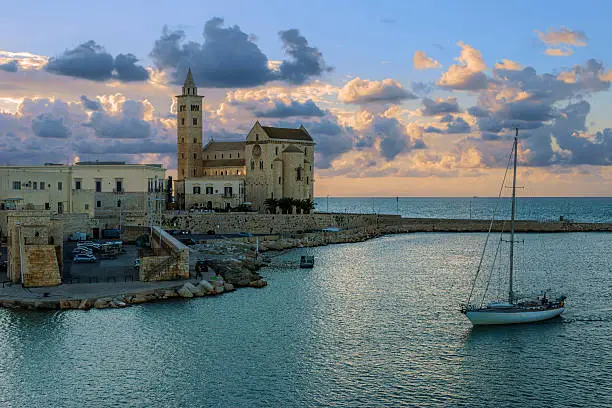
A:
183,282,199,295
198,280,214,292
128,294,149,304
214,285,224,294
177,285,194,298
78,299,92,310
94,298,112,309
110,299,127,308
191,284,209,297
223,283,235,292
60,299,81,310
250,279,268,288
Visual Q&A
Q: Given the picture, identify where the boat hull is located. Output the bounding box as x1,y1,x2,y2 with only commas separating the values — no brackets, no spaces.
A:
465,307,564,326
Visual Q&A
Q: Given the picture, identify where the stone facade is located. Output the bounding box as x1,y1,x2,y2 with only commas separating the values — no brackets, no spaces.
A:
0,162,167,218
7,214,63,287
139,227,189,281
174,71,315,213
176,68,203,181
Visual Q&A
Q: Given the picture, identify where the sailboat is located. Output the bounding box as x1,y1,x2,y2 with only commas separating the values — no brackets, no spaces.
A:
461,129,566,325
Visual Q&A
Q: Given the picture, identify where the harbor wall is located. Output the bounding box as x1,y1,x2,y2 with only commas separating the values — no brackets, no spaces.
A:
162,212,396,235
161,212,611,235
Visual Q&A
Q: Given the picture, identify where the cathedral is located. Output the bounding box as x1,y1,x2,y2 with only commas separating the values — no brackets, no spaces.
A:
174,69,315,212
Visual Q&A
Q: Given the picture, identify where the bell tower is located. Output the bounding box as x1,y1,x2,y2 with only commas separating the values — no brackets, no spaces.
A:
177,67,203,180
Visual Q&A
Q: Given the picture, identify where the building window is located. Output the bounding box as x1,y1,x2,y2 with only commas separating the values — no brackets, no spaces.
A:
238,153,240,158
191,104,200,111
75,180,81,190
193,138,196,143
276,146,278,155
204,171,207,176
187,88,190,95
297,167,302,181
33,182,37,190
40,181,45,190
181,138,184,143
117,200,121,207
193,169,196,176
255,133,259,141
310,165,312,172
305,147,308,155
45,202,50,210
181,153,185,159
207,155,209,159
12,181,21,190
259,160,263,170
307,177,309,185
115,180,123,193
221,154,224,159
193,118,197,126
182,169,185,176
224,187,232,197
58,181,63,191
85,203,89,210
193,153,197,159
271,163,273,169
95,180,102,192
278,177,281,185
57,202,64,214
181,118,185,126
206,186,213,194
250,161,255,170
214,155,217,159
96,200,101,208
229,154,232,158
193,186,201,194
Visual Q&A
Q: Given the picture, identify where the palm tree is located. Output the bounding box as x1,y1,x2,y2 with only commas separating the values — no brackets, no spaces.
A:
264,198,278,214
278,197,293,214
295,198,303,214
301,199,315,214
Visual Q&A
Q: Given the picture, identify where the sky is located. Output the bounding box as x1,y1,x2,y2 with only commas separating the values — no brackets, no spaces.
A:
1,0,611,197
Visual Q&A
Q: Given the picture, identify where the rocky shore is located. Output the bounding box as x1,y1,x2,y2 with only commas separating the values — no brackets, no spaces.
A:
2,217,609,311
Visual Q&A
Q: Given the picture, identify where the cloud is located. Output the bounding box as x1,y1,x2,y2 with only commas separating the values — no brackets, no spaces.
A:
545,47,573,57
420,97,461,116
438,42,488,91
85,99,153,139
468,106,490,117
536,27,587,46
31,114,71,138
45,41,149,82
113,53,150,82
0,50,48,70
412,81,435,96
254,99,325,118
359,116,425,160
536,27,587,57
80,95,101,111
413,51,441,70
494,59,521,71
0,60,18,72
150,18,328,88
278,29,331,84
338,77,416,104
446,117,471,134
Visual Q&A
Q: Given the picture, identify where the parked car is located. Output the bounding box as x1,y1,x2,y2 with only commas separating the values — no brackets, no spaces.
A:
72,247,93,255
73,254,97,263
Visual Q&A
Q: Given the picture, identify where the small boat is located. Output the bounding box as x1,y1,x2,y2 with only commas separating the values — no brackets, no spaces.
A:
461,129,566,326
300,255,314,268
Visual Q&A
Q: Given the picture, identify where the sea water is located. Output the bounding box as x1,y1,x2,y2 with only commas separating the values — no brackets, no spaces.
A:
313,197,612,223
0,232,610,407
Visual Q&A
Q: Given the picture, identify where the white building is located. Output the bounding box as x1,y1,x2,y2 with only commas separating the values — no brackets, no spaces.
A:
0,161,167,218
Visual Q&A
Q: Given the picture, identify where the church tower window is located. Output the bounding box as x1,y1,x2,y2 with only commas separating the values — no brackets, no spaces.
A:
193,118,197,126
181,118,184,125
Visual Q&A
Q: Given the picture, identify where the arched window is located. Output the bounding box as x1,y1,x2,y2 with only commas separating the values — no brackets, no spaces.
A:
193,153,197,159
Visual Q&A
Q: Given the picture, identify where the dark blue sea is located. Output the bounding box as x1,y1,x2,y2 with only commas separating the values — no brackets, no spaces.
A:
313,197,612,223
0,232,610,407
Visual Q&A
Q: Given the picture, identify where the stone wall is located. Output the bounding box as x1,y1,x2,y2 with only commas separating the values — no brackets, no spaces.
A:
139,227,189,281
23,245,61,287
162,212,397,235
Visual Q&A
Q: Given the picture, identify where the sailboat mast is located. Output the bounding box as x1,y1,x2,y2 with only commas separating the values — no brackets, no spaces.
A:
509,128,518,304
